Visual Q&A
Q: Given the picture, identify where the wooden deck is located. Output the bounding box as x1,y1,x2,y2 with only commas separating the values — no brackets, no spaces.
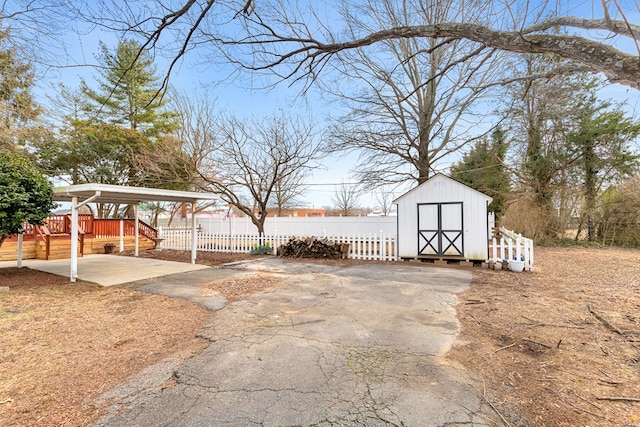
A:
1,215,158,261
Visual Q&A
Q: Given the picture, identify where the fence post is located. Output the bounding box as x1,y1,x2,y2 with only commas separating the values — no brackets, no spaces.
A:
492,237,497,261
119,219,124,253
526,238,535,271
393,235,397,261
233,229,238,253
272,230,277,255
272,232,277,256
370,233,375,260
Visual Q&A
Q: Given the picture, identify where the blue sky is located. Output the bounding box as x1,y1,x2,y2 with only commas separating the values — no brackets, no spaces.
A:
32,17,365,208
24,0,640,208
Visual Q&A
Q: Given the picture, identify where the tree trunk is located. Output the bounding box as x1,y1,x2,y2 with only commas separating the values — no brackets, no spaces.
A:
583,139,597,242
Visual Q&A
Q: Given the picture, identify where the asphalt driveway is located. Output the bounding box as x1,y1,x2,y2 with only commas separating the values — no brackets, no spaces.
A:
96,259,492,426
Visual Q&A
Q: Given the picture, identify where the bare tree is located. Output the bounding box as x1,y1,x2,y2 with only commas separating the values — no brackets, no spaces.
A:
326,0,504,186
133,88,221,184
168,89,221,185
270,171,308,216
222,0,640,89
71,1,640,91
332,183,360,216
199,112,321,234
375,188,395,216
135,105,319,233
0,0,70,67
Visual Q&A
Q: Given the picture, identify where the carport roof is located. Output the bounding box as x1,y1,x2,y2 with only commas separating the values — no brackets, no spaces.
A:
53,183,218,204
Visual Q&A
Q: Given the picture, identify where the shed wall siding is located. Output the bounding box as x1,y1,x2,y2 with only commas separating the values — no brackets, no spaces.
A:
396,175,490,260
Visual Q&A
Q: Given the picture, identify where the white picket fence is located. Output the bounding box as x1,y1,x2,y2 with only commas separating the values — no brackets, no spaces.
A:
489,227,535,271
159,229,398,261
159,226,533,269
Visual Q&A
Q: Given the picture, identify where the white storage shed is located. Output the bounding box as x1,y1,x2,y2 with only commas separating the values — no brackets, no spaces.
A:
394,174,493,262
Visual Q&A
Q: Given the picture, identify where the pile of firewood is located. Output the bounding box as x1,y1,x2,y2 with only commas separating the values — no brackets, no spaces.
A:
277,236,346,259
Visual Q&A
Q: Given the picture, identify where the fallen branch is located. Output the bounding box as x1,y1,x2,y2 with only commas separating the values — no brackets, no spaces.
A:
575,392,603,410
597,396,640,403
468,313,484,325
598,379,622,386
523,338,552,349
587,303,623,335
521,316,585,329
482,377,512,427
0,398,12,405
495,343,516,353
546,388,609,421
598,368,614,378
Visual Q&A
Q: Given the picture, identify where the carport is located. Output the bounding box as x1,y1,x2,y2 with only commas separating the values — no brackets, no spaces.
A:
52,183,218,282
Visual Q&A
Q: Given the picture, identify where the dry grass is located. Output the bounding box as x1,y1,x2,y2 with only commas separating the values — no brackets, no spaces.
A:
0,268,210,427
451,246,640,426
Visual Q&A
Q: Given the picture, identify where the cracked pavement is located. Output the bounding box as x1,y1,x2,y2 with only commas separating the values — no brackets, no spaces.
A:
95,259,494,426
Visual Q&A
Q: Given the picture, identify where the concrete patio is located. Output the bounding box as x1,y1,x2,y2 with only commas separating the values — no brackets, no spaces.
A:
0,254,210,286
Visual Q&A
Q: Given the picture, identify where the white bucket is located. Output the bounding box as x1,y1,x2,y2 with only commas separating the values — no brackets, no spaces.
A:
509,260,525,273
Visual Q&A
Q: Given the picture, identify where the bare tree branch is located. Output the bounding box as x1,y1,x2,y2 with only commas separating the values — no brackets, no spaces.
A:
196,112,322,234
233,19,640,88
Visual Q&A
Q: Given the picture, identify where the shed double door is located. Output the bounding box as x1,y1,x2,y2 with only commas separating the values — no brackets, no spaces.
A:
417,202,463,257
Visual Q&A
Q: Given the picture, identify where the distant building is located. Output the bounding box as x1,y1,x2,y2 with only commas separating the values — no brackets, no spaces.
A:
263,208,326,217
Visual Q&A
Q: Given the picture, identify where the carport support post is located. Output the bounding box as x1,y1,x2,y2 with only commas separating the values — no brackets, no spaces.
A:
191,202,197,264
17,232,23,268
68,190,100,282
134,204,139,257
70,196,79,282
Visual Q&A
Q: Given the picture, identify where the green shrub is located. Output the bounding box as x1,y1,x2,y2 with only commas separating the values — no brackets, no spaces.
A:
250,242,273,255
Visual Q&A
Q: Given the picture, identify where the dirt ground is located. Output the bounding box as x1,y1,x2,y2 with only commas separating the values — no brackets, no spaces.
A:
0,252,266,427
116,248,257,266
450,247,640,426
1,247,639,426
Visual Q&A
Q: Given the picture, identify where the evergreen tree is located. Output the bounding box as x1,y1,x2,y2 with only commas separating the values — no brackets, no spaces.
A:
35,119,155,217
0,26,42,152
566,93,640,241
502,54,597,238
80,39,176,136
451,127,510,217
34,38,179,211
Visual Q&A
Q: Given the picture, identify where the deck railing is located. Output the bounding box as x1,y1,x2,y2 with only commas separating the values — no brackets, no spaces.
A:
93,219,123,238
7,216,157,241
44,214,93,234
159,228,398,261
